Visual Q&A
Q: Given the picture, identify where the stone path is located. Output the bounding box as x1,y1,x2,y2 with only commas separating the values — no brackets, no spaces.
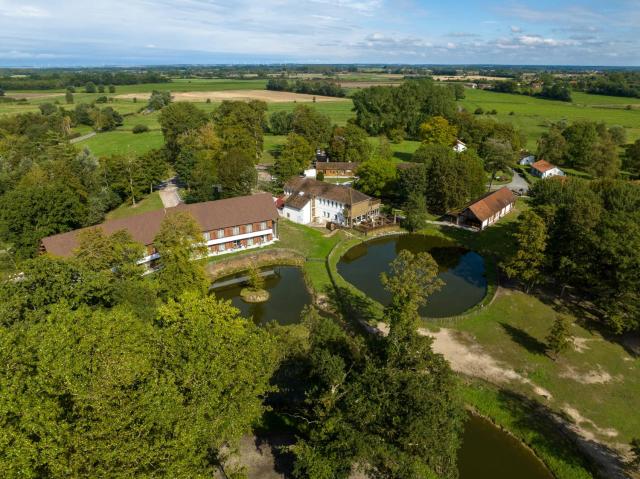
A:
158,179,181,208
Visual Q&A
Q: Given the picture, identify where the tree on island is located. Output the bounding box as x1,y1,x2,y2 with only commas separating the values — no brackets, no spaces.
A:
503,210,548,292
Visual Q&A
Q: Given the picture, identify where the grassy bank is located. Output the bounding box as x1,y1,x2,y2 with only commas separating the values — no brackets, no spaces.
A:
461,381,593,479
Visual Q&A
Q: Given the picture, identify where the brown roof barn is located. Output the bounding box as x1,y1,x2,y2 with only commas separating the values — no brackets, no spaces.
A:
448,187,516,230
531,159,555,174
41,193,279,258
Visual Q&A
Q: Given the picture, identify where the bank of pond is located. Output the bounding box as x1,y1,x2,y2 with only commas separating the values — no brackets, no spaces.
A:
208,236,557,478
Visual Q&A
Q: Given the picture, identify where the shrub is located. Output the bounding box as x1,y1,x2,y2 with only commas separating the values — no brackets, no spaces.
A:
132,124,149,134
474,107,484,115
316,171,325,181
95,96,108,103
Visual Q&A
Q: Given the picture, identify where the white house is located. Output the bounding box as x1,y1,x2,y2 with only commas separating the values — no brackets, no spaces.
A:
281,177,380,227
453,139,467,153
519,155,535,166
531,160,564,179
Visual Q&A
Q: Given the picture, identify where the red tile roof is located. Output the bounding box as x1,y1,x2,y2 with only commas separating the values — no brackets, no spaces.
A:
284,177,372,205
465,187,516,222
41,193,279,258
531,159,556,173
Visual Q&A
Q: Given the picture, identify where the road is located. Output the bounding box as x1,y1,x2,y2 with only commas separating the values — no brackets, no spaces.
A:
158,179,182,208
491,169,529,194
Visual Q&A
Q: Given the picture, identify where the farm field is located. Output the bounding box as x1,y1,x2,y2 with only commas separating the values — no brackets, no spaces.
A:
116,89,348,103
460,89,640,150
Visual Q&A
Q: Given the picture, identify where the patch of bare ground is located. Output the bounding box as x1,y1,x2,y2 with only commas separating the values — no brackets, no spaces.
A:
115,90,349,103
560,364,616,384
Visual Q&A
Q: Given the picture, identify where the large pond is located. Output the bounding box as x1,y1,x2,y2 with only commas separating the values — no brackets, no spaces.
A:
211,266,311,326
337,234,488,317
460,414,553,479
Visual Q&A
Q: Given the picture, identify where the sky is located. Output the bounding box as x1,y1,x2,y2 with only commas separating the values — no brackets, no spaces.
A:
0,0,638,67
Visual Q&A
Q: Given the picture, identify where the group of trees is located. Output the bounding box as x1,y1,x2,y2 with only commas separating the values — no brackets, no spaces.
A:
0,111,168,259
158,100,267,201
1,206,465,477
491,75,572,102
504,177,640,334
352,78,457,139
574,71,640,99
537,120,623,177
266,77,346,97
0,214,280,477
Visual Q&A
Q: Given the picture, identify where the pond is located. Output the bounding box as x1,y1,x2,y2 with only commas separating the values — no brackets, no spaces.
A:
211,266,311,326
337,234,488,317
460,413,553,479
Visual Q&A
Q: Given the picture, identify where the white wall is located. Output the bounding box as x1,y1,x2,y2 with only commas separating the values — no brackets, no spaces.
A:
283,201,312,224
315,196,347,225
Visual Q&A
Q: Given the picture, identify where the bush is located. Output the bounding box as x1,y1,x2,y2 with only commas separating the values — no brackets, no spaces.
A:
474,107,484,115
95,96,108,103
132,124,149,134
316,171,325,181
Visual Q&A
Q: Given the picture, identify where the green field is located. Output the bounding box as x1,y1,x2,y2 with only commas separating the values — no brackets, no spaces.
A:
82,129,164,157
105,190,165,220
460,89,640,150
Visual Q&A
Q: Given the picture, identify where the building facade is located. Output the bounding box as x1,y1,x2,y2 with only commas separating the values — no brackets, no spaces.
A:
281,177,380,227
41,193,280,269
315,161,359,178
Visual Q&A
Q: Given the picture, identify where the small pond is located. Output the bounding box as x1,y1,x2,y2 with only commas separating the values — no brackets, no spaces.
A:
337,234,487,317
211,266,311,326
459,413,553,479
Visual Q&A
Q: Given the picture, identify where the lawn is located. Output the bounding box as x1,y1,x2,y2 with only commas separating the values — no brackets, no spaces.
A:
82,129,164,157
105,191,165,220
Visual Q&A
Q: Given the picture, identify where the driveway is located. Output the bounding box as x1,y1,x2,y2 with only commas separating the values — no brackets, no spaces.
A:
491,169,529,194
158,179,182,208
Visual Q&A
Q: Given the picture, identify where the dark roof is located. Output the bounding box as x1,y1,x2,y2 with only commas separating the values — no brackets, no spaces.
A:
284,177,372,205
531,159,556,173
41,193,278,258
465,187,516,222
284,194,310,210
316,162,359,172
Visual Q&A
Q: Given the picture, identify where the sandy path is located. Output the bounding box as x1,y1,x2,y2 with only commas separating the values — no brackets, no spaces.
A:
5,92,63,100
115,90,349,103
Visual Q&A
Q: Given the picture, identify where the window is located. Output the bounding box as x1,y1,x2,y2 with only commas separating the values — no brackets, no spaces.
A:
233,240,241,248
247,237,254,246
219,243,226,252
217,229,224,239
232,226,240,235
203,231,210,241
246,224,253,233
260,221,267,230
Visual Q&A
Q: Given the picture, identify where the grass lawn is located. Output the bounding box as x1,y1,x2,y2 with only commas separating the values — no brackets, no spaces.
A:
82,129,164,157
105,191,164,220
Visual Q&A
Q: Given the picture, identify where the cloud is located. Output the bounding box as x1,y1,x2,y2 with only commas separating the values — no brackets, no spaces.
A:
0,4,49,17
510,25,521,33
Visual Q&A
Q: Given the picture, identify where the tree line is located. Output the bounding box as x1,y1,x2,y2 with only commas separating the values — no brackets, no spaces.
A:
574,71,640,99
504,177,640,334
266,77,346,97
0,70,169,91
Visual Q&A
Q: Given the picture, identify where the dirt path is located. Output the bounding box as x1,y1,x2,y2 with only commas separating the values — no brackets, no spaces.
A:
116,90,349,103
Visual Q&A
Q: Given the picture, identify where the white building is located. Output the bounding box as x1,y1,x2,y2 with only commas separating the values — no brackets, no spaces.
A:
453,139,467,153
531,160,564,179
519,155,536,166
281,177,380,227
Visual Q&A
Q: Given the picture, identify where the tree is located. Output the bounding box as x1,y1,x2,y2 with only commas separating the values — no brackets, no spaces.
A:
175,123,222,190
546,316,572,360
147,90,172,111
327,123,372,162
0,182,85,258
397,163,427,203
159,102,208,161
403,192,429,232
108,84,116,94
269,110,293,135
84,81,97,93
215,100,267,162
290,104,332,150
65,90,74,104
355,157,396,197
101,154,148,205
274,133,314,184
217,150,257,198
453,83,465,100
153,212,209,300
482,138,514,191
631,438,640,470
608,125,627,146
626,139,640,175
74,228,144,277
537,128,568,166
503,211,548,292
247,264,265,291
419,115,458,147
